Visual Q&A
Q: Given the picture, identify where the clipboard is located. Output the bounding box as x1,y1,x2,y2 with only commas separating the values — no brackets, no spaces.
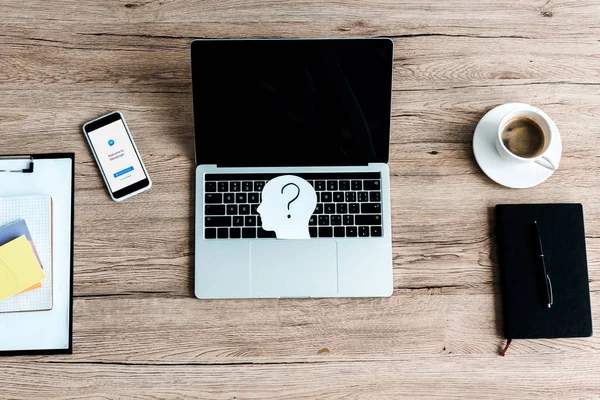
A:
0,153,74,355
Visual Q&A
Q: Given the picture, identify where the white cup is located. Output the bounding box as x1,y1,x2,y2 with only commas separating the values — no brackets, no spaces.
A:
495,108,558,171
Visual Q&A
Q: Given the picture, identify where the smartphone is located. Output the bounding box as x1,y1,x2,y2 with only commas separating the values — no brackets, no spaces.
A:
83,111,152,202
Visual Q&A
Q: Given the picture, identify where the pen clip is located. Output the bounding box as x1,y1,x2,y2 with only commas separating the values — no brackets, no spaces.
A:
547,275,553,308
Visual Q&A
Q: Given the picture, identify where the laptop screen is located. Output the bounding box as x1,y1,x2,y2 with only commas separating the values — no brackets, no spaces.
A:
191,39,393,167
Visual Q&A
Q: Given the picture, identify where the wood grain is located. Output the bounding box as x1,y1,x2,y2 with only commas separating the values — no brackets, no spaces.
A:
2,356,600,400
1,0,600,398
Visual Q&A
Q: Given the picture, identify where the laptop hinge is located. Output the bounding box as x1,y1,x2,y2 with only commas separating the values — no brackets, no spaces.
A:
213,162,369,168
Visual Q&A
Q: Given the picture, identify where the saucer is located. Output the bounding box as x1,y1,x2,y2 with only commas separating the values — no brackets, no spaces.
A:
472,103,562,189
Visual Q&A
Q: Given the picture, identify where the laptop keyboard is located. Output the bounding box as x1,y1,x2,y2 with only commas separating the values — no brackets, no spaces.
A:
204,172,383,239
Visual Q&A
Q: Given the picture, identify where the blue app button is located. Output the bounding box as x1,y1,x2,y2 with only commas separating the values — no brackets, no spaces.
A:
108,139,115,146
113,166,134,178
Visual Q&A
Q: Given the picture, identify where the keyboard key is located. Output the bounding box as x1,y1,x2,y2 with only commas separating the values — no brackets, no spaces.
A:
324,204,335,214
334,227,345,237
355,215,382,225
331,215,342,225
245,216,256,226
242,228,256,238
223,193,235,204
307,180,315,188
359,226,370,237
205,216,231,227
236,193,247,203
339,180,350,191
321,192,332,202
242,181,253,192
309,227,318,238
251,204,259,215
343,215,354,225
257,216,262,227
309,216,317,226
205,228,217,239
370,192,381,202
254,181,265,192
358,192,369,202
316,192,320,203
333,192,344,202
346,226,357,237
336,203,348,214
371,226,382,237
233,216,244,226
319,227,333,237
318,215,330,225
351,180,362,190
226,205,238,215
363,180,380,190
327,181,338,191
205,205,225,215
345,192,356,202
239,204,250,215
248,193,260,203
230,228,241,238
361,203,381,213
257,228,276,238
217,228,228,239
349,203,360,213
314,204,323,214
205,193,222,203
218,182,228,192
315,181,326,191
230,182,241,192
205,182,217,192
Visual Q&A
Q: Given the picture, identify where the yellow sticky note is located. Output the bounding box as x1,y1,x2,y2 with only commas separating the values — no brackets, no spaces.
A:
0,235,46,301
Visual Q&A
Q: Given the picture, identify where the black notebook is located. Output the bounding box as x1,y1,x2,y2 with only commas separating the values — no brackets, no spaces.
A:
496,203,592,339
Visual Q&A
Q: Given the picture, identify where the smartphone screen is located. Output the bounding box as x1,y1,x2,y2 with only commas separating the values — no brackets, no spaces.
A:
84,112,151,200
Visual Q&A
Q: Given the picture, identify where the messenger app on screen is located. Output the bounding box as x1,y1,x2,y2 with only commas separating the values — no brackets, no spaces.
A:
88,120,147,192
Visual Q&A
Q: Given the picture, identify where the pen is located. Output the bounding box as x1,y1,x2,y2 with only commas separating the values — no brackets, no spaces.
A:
533,220,553,308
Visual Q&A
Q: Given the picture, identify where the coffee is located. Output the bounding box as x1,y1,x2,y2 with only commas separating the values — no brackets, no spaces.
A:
500,116,546,158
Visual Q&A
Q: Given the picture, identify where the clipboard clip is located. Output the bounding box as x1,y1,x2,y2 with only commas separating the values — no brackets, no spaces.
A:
0,156,34,173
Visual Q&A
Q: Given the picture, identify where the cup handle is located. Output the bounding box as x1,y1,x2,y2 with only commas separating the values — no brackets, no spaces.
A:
535,155,557,171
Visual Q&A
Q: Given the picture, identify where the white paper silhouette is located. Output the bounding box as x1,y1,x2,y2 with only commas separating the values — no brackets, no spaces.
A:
257,175,317,239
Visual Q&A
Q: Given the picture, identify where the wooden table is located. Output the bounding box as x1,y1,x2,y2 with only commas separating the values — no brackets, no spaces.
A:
1,1,599,398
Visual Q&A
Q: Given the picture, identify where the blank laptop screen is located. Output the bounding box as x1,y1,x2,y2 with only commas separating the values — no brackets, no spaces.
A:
191,38,393,167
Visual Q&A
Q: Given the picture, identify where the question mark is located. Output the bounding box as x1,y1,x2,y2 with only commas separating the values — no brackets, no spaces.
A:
281,183,300,218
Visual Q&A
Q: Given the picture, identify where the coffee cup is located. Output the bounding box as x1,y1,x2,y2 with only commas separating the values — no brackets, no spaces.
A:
495,107,558,171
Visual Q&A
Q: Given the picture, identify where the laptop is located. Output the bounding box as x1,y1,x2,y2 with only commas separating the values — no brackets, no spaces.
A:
192,38,394,298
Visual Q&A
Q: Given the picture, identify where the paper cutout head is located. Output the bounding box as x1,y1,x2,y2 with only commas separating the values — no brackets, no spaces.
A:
257,175,317,239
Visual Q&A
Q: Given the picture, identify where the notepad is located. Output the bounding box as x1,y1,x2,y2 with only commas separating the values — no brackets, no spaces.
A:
0,236,46,301
0,219,44,294
0,194,53,313
496,203,593,339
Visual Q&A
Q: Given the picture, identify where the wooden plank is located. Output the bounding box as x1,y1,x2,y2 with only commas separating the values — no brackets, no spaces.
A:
0,294,597,364
2,0,600,41
1,356,600,399
1,28,599,92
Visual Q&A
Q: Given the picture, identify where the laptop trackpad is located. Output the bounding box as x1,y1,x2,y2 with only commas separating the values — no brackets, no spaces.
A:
250,241,338,297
